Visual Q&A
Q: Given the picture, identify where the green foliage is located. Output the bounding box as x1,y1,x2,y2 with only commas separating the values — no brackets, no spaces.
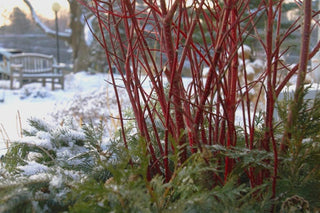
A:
69,130,272,212
2,86,320,211
0,114,274,212
0,118,310,212
276,86,320,211
0,177,69,213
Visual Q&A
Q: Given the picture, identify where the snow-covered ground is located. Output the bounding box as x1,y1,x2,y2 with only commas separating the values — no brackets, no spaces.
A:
0,71,128,156
1,69,319,157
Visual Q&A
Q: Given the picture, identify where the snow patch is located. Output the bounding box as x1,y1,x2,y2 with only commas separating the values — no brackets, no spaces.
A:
18,161,49,176
18,136,53,150
50,174,63,188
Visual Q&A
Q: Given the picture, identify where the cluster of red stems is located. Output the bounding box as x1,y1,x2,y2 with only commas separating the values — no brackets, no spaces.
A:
78,0,320,198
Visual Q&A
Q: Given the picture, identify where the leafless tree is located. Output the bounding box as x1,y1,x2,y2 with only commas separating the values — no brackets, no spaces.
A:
23,0,89,72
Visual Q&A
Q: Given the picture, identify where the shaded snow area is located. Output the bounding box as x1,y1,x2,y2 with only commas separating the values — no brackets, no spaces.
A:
0,72,130,157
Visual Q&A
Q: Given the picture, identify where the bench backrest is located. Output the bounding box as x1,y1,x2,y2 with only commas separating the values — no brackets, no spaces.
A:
10,53,54,74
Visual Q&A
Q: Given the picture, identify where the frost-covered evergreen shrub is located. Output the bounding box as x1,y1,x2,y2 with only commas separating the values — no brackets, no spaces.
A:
69,139,273,213
67,119,274,212
0,118,111,212
19,83,52,99
50,84,130,138
0,116,274,212
1,86,320,212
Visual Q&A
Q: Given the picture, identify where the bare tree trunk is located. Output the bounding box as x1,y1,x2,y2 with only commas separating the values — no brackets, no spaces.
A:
281,0,312,152
23,0,89,72
68,0,89,71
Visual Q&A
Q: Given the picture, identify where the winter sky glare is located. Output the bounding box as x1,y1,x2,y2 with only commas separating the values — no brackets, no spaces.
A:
0,0,305,27
0,0,69,26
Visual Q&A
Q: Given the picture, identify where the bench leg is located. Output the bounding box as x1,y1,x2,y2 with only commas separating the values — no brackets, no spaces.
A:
10,76,13,89
61,77,64,90
52,78,55,91
19,77,23,88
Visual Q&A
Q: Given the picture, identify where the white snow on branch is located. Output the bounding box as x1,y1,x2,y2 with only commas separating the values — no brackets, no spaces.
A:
18,161,49,176
23,0,71,39
84,15,95,46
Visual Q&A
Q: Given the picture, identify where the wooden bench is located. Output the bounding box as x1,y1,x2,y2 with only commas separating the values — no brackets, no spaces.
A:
9,53,64,90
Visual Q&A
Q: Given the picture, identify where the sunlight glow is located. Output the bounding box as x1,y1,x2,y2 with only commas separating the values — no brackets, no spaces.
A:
0,0,69,26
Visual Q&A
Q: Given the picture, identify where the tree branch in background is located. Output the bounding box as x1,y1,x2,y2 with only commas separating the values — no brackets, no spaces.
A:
23,0,71,41
23,0,91,72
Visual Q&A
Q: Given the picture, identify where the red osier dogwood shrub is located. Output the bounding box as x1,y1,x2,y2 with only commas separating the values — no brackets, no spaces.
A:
78,0,319,197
